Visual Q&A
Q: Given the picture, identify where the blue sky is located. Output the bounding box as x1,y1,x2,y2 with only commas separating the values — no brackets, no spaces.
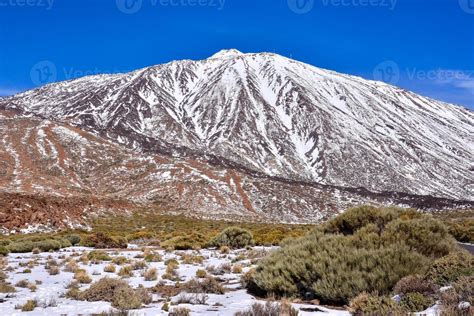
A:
0,0,473,108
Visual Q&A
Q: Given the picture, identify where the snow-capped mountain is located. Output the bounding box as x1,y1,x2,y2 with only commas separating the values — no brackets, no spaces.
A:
1,49,473,203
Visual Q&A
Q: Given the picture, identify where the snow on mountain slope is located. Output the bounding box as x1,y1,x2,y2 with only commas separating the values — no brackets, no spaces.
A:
1,50,473,202
1,109,471,231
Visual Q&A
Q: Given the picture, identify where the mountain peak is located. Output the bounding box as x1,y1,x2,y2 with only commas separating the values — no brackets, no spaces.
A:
209,49,244,59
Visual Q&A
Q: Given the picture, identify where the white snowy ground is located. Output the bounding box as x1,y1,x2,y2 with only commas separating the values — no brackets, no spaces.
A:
0,246,351,316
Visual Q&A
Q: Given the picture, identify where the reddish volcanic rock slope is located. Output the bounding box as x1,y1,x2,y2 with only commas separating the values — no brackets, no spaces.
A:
1,50,473,231
0,109,472,232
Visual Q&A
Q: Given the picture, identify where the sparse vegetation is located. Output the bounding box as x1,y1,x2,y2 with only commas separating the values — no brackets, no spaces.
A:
196,269,207,278
1,206,470,315
74,270,92,284
182,276,226,294
235,300,299,316
49,266,60,275
118,265,133,278
0,282,16,293
104,264,116,273
88,250,112,262
143,267,158,281
170,307,191,316
78,277,149,310
20,300,37,312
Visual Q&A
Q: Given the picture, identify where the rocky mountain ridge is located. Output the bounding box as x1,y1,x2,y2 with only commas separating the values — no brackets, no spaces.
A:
0,50,473,231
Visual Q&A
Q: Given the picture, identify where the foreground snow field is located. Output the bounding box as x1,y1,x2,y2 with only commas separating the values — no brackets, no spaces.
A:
0,246,351,316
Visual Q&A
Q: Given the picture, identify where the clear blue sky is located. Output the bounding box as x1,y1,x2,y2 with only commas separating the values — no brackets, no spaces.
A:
0,0,473,108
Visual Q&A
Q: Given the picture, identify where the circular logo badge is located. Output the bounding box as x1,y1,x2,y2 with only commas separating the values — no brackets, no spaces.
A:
373,60,400,85
459,0,474,14
288,0,314,14
116,0,143,14
30,60,57,86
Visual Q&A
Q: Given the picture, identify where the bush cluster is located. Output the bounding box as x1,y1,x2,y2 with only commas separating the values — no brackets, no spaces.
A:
348,292,402,315
235,300,299,316
209,227,254,249
246,206,456,305
425,250,473,286
7,238,67,253
80,233,127,249
75,277,150,310
446,220,474,243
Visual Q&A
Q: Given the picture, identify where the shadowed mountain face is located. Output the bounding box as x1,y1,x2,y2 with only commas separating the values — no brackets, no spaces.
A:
0,50,473,231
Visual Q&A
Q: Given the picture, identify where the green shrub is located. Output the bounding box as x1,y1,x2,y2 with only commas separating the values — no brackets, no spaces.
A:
324,205,400,235
400,292,435,312
7,240,34,253
112,256,129,265
161,234,206,250
209,227,254,249
0,240,10,246
80,233,127,249
196,269,207,278
35,239,62,252
88,250,112,262
382,217,454,257
251,232,427,303
447,220,474,243
241,268,266,297
248,207,454,304
112,286,142,310
144,252,162,262
132,260,147,270
0,246,9,256
165,258,179,267
426,251,473,286
8,238,64,253
349,292,402,315
67,235,82,245
125,231,155,242
58,238,72,248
